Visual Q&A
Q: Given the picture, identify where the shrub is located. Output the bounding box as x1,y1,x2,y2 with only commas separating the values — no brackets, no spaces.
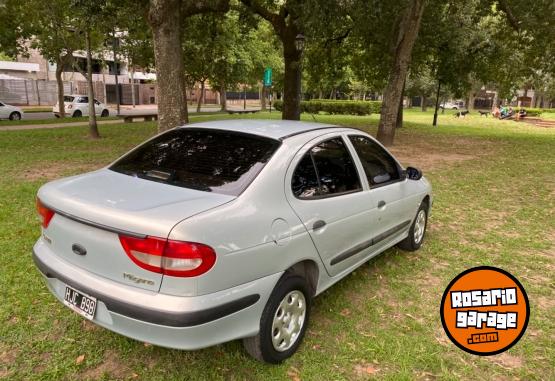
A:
514,107,555,117
272,100,382,115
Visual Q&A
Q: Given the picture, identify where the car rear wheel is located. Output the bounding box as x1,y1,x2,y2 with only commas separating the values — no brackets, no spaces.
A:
101,109,109,117
397,201,428,251
243,274,311,363
72,110,82,118
9,112,21,121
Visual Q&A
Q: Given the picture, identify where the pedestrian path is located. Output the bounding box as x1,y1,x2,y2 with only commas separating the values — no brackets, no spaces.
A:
0,119,124,131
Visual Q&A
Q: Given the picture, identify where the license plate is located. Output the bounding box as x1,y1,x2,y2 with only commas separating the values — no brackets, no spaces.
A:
63,285,97,320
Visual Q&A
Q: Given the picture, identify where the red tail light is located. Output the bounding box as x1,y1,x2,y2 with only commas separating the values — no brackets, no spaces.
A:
119,235,216,277
36,198,55,228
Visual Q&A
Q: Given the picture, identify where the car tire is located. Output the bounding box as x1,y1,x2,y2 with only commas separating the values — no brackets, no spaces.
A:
72,110,82,118
9,112,21,121
243,274,311,363
397,201,428,252
101,109,109,117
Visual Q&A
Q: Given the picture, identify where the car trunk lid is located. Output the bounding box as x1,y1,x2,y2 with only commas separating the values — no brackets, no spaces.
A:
38,169,234,291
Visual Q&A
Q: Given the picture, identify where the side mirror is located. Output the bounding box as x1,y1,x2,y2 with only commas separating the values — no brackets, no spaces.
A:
405,166,422,180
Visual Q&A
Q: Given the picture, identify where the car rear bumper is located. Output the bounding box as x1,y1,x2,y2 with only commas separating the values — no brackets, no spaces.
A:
33,239,281,350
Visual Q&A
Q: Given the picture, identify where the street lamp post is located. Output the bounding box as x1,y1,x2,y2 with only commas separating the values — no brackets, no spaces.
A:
295,33,305,119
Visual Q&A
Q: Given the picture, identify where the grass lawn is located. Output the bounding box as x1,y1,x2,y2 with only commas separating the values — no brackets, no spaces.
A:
0,110,553,380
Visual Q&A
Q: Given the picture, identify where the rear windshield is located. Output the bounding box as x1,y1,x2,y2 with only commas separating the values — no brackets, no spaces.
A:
64,96,75,102
110,128,281,196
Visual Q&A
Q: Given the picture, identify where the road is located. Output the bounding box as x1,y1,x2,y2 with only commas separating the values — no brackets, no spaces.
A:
22,105,232,120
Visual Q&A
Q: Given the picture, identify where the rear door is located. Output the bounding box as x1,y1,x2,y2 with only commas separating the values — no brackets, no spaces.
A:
285,135,377,277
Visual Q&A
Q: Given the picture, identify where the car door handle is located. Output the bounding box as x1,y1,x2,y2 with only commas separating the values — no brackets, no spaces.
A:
313,220,326,230
378,200,386,208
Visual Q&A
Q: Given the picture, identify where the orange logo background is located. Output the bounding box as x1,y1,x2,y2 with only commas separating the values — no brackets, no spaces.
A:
440,266,529,355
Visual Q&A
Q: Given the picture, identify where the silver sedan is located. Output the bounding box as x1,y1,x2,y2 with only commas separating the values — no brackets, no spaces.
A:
33,120,432,363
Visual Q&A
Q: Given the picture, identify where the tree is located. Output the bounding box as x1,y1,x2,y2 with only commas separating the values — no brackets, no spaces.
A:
240,0,305,120
146,0,229,132
25,0,82,118
376,0,426,145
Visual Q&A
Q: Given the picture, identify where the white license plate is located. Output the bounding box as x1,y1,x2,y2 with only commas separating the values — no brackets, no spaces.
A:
63,285,97,320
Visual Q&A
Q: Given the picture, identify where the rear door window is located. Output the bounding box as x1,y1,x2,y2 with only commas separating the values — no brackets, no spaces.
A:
110,128,281,196
292,137,362,199
63,96,75,102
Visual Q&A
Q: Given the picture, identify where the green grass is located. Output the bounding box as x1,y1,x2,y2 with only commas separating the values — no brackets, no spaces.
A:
0,110,553,380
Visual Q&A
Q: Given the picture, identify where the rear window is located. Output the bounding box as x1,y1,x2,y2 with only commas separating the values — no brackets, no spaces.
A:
110,128,281,196
64,96,75,102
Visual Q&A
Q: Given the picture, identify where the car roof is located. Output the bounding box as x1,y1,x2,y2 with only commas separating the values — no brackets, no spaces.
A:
181,119,342,140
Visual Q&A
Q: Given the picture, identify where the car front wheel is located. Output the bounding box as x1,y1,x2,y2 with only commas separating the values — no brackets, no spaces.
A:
101,109,109,117
398,201,428,251
243,274,311,363
9,112,21,120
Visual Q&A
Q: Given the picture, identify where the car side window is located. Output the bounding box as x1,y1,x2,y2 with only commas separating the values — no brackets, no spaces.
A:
292,137,362,199
78,96,88,103
349,135,400,187
94,99,101,105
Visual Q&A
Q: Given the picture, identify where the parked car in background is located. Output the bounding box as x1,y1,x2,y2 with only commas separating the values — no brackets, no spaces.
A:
33,120,432,363
0,101,24,120
440,100,465,110
53,95,110,118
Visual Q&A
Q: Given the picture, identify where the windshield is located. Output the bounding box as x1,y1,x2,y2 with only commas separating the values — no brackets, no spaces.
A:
110,128,281,196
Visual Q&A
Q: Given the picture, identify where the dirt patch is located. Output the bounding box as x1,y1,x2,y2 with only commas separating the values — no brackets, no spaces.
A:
488,353,524,369
388,134,498,172
32,352,52,373
19,162,103,181
79,350,131,380
353,362,380,378
0,345,19,379
536,296,555,310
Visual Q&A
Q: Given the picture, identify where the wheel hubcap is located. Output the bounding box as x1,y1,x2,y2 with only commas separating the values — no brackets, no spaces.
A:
414,209,426,244
271,290,306,352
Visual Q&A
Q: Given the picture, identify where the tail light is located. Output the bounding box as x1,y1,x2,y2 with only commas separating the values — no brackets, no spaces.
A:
119,235,216,277
36,198,55,228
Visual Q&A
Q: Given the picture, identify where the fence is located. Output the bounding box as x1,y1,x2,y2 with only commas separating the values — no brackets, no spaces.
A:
0,79,73,106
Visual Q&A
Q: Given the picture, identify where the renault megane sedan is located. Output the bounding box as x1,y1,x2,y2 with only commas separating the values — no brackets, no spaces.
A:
33,120,432,363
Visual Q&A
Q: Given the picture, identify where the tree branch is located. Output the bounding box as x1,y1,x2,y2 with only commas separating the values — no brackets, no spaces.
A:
497,0,520,31
182,0,230,17
239,0,285,35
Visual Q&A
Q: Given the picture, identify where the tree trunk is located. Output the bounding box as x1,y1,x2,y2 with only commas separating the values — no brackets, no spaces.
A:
433,80,441,126
148,0,188,132
197,80,205,113
55,58,66,118
131,67,136,108
421,95,427,111
261,85,267,110
467,90,475,111
85,31,99,139
219,80,227,111
282,37,302,120
376,0,426,146
396,96,403,128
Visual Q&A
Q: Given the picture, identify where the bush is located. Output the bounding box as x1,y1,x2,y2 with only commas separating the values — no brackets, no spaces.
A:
272,100,382,115
514,107,555,117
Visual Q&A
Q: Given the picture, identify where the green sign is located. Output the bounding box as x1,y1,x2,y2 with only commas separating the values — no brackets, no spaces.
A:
263,67,272,87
